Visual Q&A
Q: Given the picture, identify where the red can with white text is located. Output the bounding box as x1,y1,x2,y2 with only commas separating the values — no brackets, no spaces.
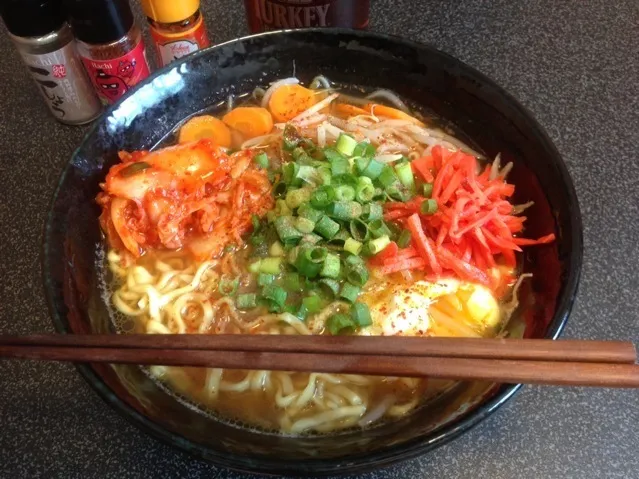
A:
244,0,370,32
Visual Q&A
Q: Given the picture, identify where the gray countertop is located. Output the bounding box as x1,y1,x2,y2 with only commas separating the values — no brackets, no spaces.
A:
1,0,638,478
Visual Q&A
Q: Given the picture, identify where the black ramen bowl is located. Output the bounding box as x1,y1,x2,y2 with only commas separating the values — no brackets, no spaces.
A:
42,29,582,476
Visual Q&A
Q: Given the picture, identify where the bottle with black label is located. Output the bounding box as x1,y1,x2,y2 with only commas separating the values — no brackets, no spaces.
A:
0,0,102,125
243,0,370,32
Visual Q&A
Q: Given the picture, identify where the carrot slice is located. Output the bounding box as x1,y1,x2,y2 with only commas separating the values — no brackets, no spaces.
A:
411,155,435,183
333,103,368,118
512,233,556,246
178,115,232,147
369,241,399,266
406,213,442,274
268,84,316,122
365,103,424,125
222,107,274,140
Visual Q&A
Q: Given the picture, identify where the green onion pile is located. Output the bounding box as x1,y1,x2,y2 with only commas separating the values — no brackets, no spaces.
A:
235,126,418,335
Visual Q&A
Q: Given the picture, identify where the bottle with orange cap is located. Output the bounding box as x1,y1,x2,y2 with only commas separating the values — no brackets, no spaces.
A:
140,0,209,68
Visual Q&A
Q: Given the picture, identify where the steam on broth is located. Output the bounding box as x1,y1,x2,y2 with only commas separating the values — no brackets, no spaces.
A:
98,75,554,435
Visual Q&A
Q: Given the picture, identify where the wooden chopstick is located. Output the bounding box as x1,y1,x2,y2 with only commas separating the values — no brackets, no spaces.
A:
1,334,636,363
0,335,637,388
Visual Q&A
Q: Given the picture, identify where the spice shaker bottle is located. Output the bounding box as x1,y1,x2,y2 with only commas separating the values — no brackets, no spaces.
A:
0,0,102,125
141,0,210,68
243,0,370,32
64,0,151,105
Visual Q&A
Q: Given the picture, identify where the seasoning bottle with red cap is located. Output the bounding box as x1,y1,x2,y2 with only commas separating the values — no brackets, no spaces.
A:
0,0,102,124
64,0,151,105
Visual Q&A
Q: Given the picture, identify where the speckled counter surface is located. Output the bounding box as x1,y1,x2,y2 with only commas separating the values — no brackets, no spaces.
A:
1,0,638,478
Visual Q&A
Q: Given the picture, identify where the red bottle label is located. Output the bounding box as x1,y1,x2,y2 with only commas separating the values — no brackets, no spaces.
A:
244,0,370,32
151,16,210,67
81,40,151,105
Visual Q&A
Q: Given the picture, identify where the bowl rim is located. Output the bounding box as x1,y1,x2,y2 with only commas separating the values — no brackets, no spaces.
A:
41,27,583,476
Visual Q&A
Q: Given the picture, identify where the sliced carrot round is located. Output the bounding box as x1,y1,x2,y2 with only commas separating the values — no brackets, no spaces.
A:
222,106,274,139
365,103,424,125
178,115,232,147
268,84,316,122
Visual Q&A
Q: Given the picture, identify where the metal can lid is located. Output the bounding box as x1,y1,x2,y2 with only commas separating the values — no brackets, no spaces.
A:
0,0,67,38
64,0,135,45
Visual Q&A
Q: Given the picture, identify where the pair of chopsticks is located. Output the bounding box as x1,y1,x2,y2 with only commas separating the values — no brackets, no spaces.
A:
1,334,637,388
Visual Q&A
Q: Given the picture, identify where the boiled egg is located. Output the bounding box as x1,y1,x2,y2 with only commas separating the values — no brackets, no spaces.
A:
357,278,501,338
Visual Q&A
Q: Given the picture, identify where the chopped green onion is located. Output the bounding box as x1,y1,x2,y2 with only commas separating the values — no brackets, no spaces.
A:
297,204,323,224
274,216,302,244
318,278,340,298
395,161,415,190
344,237,363,255
345,262,369,286
344,253,365,266
357,158,385,180
336,133,358,156
330,156,351,177
339,282,361,303
282,125,301,151
378,165,400,188
274,199,292,216
251,214,261,233
420,198,438,215
349,218,370,242
361,203,383,222
334,184,356,201
120,161,151,177
261,284,287,311
320,253,341,279
254,152,269,169
351,302,372,327
314,215,340,239
368,235,391,255
295,217,316,234
283,272,303,292
310,185,336,209
300,233,322,245
236,293,257,310
291,146,308,162
294,165,317,186
368,219,392,238
248,260,261,273
303,295,322,314
282,162,299,185
257,273,275,286
423,183,434,198
219,276,239,296
294,247,325,278
260,257,282,274
387,184,413,202
274,181,288,198
327,227,351,246
323,147,345,163
397,229,412,248
326,201,363,221
327,313,356,335
318,166,332,185
269,241,285,257
355,176,375,203
287,245,300,265
296,303,309,320
353,141,376,158
286,188,312,209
